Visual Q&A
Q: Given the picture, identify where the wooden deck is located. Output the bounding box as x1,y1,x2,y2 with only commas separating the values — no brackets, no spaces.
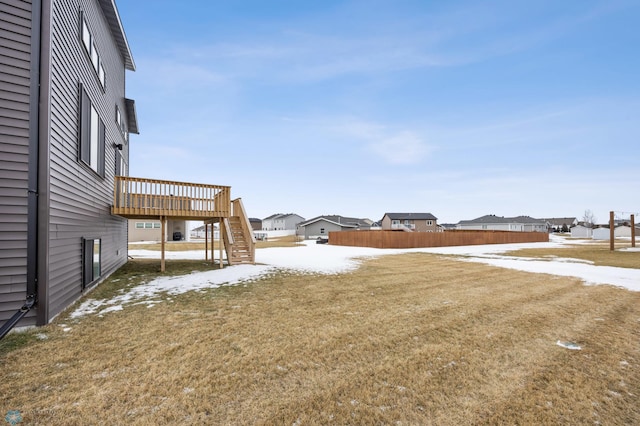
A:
112,176,231,220
111,176,254,270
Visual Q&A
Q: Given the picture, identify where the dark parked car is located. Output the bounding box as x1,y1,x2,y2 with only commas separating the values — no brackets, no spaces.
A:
316,236,329,244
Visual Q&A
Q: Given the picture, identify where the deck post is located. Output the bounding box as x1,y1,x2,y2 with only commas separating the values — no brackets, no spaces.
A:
161,216,166,272
204,223,208,261
211,222,216,265
219,219,224,269
631,214,636,248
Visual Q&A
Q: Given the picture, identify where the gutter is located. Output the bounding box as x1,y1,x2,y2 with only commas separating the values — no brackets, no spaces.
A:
0,0,42,340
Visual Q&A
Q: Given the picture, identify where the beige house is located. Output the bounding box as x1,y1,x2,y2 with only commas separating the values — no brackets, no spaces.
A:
381,213,439,232
128,220,189,242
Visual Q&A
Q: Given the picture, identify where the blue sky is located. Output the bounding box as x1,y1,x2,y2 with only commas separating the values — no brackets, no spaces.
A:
116,0,639,224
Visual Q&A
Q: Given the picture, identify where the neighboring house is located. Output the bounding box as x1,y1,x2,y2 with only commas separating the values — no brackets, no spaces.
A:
128,220,189,242
381,213,439,232
262,213,305,231
1,0,137,331
249,218,262,231
439,223,458,231
570,225,593,238
614,226,634,238
190,224,219,240
545,217,578,232
297,215,373,240
457,215,548,232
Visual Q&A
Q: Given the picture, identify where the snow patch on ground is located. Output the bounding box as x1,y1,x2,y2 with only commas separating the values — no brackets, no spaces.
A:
69,236,640,319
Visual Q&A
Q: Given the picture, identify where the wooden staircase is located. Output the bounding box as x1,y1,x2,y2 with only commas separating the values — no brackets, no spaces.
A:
226,216,254,264
220,198,255,265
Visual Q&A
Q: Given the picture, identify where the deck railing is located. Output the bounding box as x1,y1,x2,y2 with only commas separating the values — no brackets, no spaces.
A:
112,176,231,219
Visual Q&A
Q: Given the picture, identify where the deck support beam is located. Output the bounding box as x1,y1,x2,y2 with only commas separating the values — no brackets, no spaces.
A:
219,219,224,269
205,223,209,261
161,216,166,272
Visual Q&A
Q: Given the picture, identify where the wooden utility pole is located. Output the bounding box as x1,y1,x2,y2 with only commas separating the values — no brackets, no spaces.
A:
609,211,615,251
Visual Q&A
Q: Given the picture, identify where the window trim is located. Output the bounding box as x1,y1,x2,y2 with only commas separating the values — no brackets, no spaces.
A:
79,11,106,90
79,84,105,177
83,238,101,289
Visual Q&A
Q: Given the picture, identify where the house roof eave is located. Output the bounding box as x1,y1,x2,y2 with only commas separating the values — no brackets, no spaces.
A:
98,0,136,71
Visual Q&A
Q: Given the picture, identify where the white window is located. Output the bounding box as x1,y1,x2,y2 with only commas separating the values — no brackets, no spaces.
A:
83,238,101,288
80,13,106,88
89,106,99,169
91,40,99,69
79,85,105,177
115,150,127,177
115,105,127,137
135,222,144,229
82,19,91,52
98,62,106,87
427,220,433,226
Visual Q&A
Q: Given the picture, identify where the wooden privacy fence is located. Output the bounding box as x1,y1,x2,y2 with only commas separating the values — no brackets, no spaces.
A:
328,230,549,249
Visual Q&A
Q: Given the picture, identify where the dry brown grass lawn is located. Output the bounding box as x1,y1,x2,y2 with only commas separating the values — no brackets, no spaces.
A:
1,251,639,425
504,241,640,269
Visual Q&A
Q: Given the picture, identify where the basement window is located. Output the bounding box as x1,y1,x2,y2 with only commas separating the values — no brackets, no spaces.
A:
83,238,101,288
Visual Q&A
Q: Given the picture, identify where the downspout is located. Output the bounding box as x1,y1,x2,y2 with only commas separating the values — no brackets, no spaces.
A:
0,0,42,340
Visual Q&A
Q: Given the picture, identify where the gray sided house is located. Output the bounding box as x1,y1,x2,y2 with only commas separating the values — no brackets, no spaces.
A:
297,215,372,240
262,213,305,231
381,213,439,232
570,224,593,239
1,0,137,332
457,215,548,232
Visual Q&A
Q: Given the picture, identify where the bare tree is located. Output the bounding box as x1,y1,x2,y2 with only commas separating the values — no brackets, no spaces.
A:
582,209,597,226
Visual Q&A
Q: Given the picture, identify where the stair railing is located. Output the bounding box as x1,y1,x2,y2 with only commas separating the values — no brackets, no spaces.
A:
222,217,235,265
231,198,256,264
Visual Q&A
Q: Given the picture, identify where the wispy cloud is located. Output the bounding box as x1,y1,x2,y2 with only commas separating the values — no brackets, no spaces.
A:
334,119,431,165
132,57,229,90
368,131,431,165
139,1,622,85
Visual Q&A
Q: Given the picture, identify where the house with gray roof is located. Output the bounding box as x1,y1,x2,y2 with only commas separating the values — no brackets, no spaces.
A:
545,217,578,232
381,213,439,232
297,215,373,240
457,215,548,232
262,213,305,231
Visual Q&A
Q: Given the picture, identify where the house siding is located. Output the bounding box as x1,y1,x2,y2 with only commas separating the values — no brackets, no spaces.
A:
44,0,128,321
300,220,344,239
0,0,35,324
381,215,438,232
